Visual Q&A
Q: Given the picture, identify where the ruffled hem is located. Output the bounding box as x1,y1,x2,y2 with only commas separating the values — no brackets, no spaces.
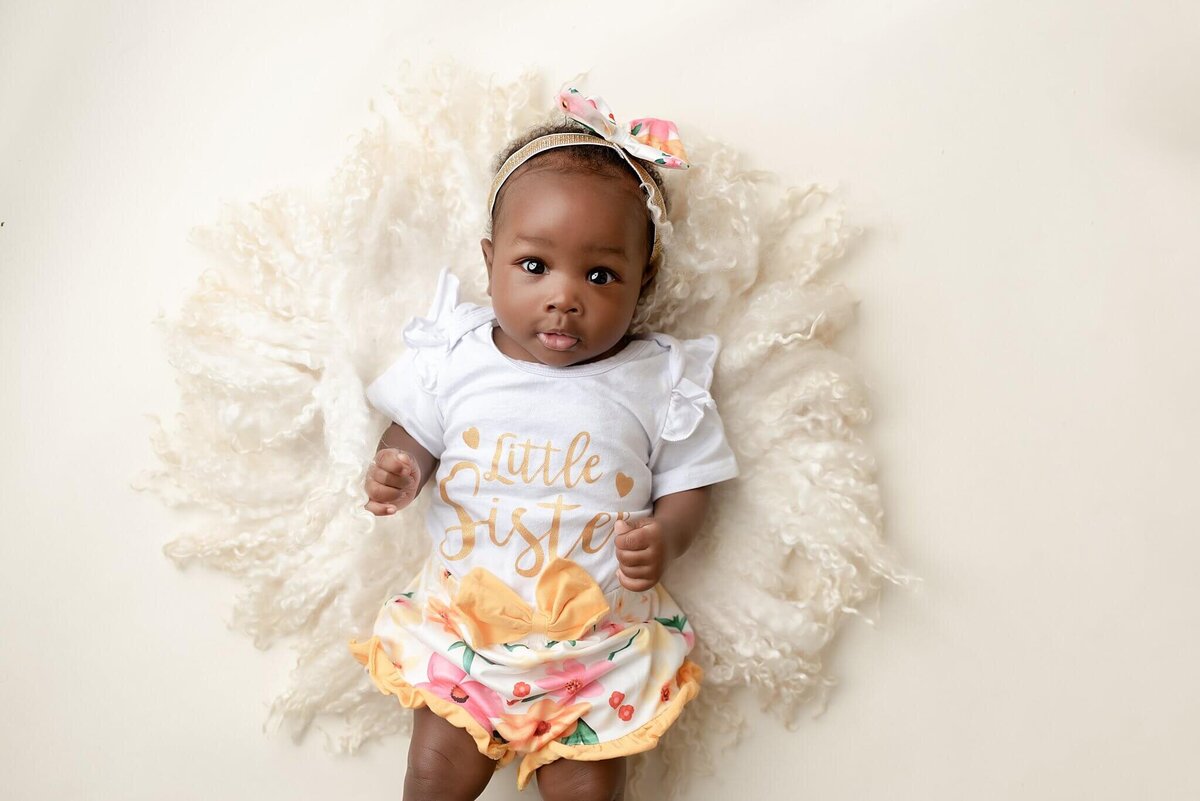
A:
348,637,704,790
348,637,514,766
513,659,704,789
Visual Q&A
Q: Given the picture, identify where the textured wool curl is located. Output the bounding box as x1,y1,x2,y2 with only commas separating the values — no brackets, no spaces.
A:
137,62,916,800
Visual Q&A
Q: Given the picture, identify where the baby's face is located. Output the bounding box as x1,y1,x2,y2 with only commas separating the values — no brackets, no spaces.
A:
481,166,653,368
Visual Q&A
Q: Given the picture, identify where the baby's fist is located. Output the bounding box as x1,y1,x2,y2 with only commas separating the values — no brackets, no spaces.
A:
365,448,421,516
614,516,669,592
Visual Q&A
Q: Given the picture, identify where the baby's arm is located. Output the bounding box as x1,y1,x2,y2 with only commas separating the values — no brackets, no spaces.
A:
614,485,713,591
364,422,439,516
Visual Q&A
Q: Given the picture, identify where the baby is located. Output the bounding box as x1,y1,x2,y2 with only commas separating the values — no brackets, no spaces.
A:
350,87,738,801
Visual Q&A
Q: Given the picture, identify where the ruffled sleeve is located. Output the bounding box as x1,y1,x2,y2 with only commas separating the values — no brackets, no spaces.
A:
648,334,740,502
365,268,468,458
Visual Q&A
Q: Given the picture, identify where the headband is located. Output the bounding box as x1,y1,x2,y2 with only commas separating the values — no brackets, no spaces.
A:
487,86,691,264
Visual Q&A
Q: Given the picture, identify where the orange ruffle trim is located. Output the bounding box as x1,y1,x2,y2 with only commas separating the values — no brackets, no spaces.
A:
348,636,703,790
348,637,513,766
513,658,703,789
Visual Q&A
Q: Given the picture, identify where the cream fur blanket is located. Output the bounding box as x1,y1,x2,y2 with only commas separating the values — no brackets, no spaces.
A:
138,63,915,800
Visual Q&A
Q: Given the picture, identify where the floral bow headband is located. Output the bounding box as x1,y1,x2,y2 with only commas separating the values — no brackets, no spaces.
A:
556,86,690,170
487,85,692,264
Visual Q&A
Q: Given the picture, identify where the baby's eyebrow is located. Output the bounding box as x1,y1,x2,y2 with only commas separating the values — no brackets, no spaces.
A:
512,235,629,258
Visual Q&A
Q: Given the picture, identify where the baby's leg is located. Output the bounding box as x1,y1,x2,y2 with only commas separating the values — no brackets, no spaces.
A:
535,756,627,801
403,706,498,801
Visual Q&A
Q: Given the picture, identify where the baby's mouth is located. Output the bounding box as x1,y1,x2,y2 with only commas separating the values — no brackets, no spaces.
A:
537,332,580,351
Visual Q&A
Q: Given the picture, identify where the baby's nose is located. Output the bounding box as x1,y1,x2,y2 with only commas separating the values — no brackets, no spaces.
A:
544,281,581,314
546,298,580,314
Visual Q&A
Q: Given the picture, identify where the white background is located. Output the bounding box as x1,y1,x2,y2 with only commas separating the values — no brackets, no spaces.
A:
3,1,1198,799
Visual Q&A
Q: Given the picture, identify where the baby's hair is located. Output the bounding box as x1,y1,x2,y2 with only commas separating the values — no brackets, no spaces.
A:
487,119,670,271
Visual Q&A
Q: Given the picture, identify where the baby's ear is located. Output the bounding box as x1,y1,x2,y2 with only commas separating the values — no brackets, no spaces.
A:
480,238,494,296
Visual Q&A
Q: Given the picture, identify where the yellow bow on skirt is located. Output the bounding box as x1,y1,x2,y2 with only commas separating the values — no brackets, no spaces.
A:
451,558,611,648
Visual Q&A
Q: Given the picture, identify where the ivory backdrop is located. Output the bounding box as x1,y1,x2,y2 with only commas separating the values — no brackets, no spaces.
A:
2,1,1197,800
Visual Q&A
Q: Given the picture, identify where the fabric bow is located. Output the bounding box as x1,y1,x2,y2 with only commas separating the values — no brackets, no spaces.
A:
558,86,690,170
451,558,611,647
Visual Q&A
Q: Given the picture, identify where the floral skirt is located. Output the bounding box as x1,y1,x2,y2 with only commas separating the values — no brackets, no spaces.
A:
348,554,702,790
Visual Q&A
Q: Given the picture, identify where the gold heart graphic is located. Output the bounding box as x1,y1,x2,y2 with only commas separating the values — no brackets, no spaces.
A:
462,427,480,449
615,472,634,498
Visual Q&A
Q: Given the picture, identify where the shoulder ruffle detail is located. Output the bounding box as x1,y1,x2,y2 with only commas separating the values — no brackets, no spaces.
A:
651,333,721,443
401,267,492,392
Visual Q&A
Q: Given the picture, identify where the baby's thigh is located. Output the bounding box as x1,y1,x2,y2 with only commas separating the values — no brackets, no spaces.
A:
403,706,498,801
535,756,627,801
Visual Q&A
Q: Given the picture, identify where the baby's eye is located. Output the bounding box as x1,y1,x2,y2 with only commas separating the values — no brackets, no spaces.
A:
520,258,546,274
588,268,618,285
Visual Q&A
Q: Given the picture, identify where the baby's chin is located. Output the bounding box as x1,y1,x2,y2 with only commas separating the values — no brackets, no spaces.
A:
530,339,592,367
557,336,636,367
493,323,631,367
492,325,576,365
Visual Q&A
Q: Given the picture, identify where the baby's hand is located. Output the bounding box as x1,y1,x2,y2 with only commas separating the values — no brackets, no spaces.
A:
614,517,671,592
365,448,421,516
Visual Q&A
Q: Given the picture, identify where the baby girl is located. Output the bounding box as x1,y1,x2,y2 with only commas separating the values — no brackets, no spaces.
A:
350,87,738,801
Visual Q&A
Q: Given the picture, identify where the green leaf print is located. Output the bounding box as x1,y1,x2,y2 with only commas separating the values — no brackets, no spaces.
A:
559,717,600,746
631,122,643,136
400,592,414,599
502,643,531,652
607,629,640,661
448,640,474,673
654,615,688,633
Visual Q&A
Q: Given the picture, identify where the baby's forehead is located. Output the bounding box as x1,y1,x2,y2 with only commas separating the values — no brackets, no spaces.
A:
493,155,648,223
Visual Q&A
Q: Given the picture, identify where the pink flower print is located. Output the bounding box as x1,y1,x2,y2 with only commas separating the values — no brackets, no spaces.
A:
560,91,593,117
628,117,689,162
414,653,502,730
535,658,617,702
497,698,591,754
617,704,634,721
513,681,531,698
608,691,625,709
599,621,624,638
